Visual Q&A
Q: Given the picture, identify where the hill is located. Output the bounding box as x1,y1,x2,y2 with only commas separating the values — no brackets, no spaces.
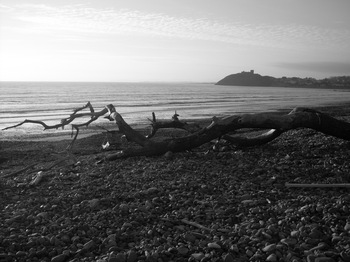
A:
216,70,275,86
216,70,350,88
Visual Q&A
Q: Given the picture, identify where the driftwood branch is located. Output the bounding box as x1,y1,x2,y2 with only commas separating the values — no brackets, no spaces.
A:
3,102,110,150
3,103,350,159
146,112,202,138
106,106,350,159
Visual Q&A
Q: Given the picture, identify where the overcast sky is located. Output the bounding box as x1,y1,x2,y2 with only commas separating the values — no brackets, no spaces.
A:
1,0,350,82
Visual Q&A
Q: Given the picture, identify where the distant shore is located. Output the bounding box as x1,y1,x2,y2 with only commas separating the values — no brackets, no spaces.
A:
216,70,350,88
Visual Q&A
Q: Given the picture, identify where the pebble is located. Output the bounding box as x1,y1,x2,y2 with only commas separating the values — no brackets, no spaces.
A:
262,244,276,252
126,250,138,262
4,128,350,262
83,239,95,251
241,200,256,206
341,251,350,262
266,253,277,261
223,253,235,262
344,222,350,231
307,255,317,262
290,230,299,238
51,254,67,262
280,238,297,246
114,252,126,262
177,246,189,255
314,257,335,262
207,242,221,249
184,233,196,243
89,198,100,209
191,252,204,260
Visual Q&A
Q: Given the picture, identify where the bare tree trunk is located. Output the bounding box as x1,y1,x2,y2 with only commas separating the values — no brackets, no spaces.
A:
106,106,350,159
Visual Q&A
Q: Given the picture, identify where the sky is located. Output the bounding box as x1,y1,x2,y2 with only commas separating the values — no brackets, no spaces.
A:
0,0,350,82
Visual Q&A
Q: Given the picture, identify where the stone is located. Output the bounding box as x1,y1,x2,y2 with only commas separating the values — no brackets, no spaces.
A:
266,254,277,261
119,204,129,213
262,244,276,252
331,236,342,243
240,194,252,200
314,257,335,262
184,233,196,243
191,252,204,260
51,254,67,262
223,253,235,262
114,252,126,262
89,199,100,209
177,246,189,255
127,250,138,262
36,212,49,219
340,251,350,262
207,242,221,249
280,238,297,246
241,200,255,206
164,151,173,160
290,230,299,238
83,239,95,251
344,222,350,231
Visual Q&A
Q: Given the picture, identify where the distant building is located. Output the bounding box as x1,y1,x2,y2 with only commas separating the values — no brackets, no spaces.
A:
250,70,254,74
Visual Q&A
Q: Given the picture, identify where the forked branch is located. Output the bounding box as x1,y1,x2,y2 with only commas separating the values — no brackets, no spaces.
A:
3,102,110,149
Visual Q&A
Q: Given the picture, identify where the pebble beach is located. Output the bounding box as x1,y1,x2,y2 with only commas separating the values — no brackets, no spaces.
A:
1,105,350,262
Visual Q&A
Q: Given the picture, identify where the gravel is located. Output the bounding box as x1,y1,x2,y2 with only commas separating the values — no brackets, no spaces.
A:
1,113,350,262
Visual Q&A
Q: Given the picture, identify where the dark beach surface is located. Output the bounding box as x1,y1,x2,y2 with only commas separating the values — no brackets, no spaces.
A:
1,104,350,262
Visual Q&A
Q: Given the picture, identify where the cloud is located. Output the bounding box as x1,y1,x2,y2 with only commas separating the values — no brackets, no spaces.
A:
2,3,350,49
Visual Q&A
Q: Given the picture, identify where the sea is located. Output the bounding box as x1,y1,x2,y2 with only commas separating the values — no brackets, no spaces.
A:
1,81,349,139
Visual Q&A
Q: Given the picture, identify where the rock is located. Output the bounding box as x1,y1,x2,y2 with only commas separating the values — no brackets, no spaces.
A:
114,252,126,262
51,254,67,262
89,199,100,209
344,222,350,231
240,194,252,200
266,254,277,261
309,229,323,239
207,242,221,249
177,246,189,255
340,251,350,262
262,244,276,252
119,204,129,213
331,235,342,243
280,238,297,246
36,212,49,219
241,200,255,206
223,253,235,262
184,233,196,243
164,151,173,160
83,239,95,251
146,187,159,194
191,253,204,260
246,249,254,257
127,250,138,262
290,230,299,238
314,257,335,262
306,255,316,262
15,251,27,257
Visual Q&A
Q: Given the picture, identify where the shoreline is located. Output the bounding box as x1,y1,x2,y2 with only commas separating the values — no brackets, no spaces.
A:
2,102,350,142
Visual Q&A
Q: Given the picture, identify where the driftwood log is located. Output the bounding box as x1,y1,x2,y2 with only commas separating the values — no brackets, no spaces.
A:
3,102,350,160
